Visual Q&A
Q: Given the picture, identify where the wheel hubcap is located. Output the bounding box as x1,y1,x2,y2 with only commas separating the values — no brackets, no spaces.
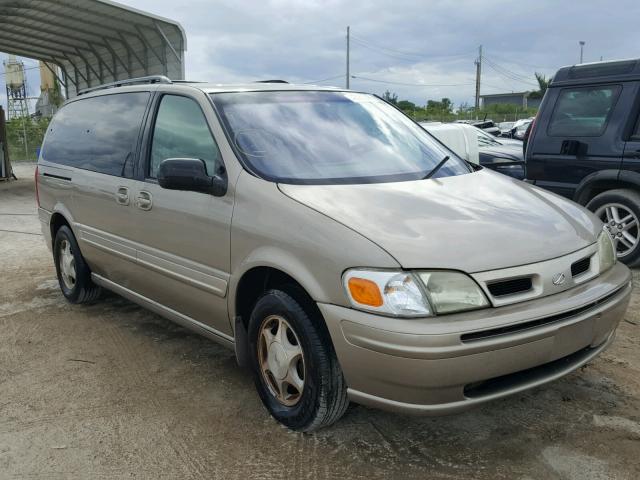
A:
595,203,639,258
59,239,77,290
258,315,305,407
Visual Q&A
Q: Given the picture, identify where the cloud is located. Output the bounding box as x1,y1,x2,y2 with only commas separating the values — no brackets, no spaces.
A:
2,0,639,107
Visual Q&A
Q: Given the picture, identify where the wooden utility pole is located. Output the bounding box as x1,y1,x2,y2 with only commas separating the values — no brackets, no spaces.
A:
346,26,350,89
474,45,483,111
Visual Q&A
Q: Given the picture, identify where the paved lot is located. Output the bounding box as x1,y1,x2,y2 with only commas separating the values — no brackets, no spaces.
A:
1,163,640,479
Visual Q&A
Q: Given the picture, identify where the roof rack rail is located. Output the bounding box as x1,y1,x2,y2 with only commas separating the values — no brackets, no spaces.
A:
78,75,172,95
255,79,289,84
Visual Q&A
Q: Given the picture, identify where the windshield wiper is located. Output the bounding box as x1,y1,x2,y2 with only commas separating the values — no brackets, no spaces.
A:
422,155,450,180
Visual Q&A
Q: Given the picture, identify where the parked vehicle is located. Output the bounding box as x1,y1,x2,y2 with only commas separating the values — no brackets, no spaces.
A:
472,119,501,136
476,125,524,147
37,77,631,431
421,123,525,179
475,127,525,179
526,58,640,266
497,121,515,137
512,118,533,139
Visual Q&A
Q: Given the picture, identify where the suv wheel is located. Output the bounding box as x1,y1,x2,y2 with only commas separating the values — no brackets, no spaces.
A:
587,189,640,266
248,289,349,432
53,225,102,303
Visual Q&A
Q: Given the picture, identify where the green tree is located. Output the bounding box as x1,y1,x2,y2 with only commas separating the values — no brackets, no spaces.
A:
50,80,64,108
530,72,550,99
397,100,416,111
425,98,453,116
6,116,51,161
440,98,453,114
381,90,398,105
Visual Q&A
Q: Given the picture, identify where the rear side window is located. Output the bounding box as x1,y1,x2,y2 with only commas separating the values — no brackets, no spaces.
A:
548,85,621,137
42,92,149,176
149,95,221,178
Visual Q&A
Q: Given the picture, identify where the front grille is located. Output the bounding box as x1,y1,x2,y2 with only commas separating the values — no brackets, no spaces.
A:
461,285,625,343
487,277,533,297
571,256,591,277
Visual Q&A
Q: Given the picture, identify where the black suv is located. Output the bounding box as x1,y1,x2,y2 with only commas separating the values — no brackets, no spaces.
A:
526,59,640,266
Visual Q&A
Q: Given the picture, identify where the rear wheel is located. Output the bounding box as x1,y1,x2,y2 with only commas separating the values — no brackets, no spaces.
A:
248,289,349,432
53,225,102,303
587,189,640,266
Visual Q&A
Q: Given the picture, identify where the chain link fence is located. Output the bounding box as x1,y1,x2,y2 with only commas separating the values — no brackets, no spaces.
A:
6,117,51,162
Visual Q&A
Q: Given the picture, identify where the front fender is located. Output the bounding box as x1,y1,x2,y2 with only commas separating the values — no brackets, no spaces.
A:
227,246,334,322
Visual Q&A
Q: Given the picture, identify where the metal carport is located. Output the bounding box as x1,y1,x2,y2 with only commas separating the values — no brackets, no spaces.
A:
0,0,187,97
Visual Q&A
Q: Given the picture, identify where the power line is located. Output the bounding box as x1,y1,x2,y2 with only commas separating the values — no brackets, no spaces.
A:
483,56,535,82
351,75,475,88
351,38,425,63
482,56,539,88
303,74,344,84
485,53,554,71
350,34,475,61
483,56,538,83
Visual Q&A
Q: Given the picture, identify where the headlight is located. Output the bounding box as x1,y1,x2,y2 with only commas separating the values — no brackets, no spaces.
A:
343,270,430,317
343,269,490,317
597,229,617,273
417,271,490,314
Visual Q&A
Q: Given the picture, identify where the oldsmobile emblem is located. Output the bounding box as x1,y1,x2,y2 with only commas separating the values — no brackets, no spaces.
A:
552,273,566,286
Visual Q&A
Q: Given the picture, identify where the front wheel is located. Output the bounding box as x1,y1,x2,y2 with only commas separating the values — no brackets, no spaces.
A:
248,289,349,432
587,189,640,267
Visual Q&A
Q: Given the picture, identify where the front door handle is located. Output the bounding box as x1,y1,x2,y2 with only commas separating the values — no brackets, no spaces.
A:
115,186,129,206
623,149,640,159
135,191,153,211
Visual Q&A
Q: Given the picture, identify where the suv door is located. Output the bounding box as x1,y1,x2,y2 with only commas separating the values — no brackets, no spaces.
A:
127,92,234,337
527,83,629,198
621,86,640,176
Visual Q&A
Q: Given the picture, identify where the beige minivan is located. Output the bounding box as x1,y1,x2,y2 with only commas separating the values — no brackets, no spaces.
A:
37,76,632,431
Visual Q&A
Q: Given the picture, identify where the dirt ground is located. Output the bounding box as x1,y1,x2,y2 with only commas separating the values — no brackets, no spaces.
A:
1,163,639,480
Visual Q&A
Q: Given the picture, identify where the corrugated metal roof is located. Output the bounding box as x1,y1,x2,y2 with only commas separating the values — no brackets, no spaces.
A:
0,0,186,97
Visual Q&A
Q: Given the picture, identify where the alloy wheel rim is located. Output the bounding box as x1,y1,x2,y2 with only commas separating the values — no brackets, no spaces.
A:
595,203,639,258
59,239,77,290
257,315,305,407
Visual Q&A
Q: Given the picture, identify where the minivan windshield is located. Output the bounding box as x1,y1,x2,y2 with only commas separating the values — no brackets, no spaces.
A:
211,91,472,184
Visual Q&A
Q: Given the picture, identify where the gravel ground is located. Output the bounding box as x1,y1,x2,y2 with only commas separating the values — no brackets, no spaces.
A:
1,163,639,480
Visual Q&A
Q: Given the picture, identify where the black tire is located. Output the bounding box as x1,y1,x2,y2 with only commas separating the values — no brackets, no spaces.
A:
248,289,349,432
586,188,640,267
53,225,102,304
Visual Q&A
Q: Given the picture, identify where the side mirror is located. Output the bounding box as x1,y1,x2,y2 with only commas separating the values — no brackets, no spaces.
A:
157,158,227,196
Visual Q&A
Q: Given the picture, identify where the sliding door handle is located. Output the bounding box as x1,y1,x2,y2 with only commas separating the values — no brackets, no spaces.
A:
115,186,129,206
135,191,153,211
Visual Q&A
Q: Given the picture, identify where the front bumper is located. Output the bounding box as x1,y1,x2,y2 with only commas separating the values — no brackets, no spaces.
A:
319,262,632,415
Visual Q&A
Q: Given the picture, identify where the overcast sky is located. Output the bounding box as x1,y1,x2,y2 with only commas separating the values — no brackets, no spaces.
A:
2,0,640,109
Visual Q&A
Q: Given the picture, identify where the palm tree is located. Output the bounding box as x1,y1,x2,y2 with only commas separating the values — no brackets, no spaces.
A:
530,73,550,99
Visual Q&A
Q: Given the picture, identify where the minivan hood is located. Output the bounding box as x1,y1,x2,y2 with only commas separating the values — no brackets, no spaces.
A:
279,169,601,272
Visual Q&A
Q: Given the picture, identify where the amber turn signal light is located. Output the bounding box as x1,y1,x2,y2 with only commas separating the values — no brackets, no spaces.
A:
347,277,384,307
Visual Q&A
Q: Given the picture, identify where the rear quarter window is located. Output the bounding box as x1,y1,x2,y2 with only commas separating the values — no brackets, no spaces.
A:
42,92,150,176
547,85,621,137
